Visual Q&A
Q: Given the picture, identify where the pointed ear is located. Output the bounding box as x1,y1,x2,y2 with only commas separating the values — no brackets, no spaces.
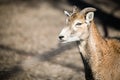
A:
86,12,94,22
64,10,70,17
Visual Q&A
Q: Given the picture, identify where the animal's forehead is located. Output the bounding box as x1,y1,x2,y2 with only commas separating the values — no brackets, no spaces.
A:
68,13,85,22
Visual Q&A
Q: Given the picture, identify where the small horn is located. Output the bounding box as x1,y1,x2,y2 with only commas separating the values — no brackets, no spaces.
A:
73,6,79,13
80,7,96,15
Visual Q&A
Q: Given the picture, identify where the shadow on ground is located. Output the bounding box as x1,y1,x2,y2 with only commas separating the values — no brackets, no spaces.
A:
0,43,84,73
0,66,23,80
0,0,119,80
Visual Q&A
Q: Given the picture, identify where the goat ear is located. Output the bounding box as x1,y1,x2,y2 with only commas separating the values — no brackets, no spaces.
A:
64,10,70,17
86,12,94,22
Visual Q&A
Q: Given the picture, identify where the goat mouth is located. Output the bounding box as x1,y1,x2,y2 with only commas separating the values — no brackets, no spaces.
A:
59,40,66,43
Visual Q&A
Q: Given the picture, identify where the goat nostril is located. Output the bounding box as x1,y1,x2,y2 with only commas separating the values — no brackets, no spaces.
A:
59,36,64,40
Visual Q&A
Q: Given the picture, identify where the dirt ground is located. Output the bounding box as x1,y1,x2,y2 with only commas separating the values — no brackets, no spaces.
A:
0,0,120,80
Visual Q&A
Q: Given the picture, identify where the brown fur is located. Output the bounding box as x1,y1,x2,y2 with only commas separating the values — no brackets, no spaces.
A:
87,21,120,80
60,7,120,80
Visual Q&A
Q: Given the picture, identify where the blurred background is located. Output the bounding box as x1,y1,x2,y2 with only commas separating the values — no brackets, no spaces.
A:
0,0,119,80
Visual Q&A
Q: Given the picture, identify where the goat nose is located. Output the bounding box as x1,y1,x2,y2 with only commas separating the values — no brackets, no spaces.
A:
59,36,64,40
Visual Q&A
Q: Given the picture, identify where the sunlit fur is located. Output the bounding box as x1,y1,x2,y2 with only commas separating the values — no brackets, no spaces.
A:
59,7,120,80
59,12,89,43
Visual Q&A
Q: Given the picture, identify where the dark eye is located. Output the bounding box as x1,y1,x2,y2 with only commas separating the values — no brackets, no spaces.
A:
76,23,82,26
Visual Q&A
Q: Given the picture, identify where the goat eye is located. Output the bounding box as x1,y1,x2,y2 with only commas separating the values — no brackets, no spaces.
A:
76,23,82,26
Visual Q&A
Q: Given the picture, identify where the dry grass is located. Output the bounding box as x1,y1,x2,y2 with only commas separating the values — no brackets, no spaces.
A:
0,0,119,80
